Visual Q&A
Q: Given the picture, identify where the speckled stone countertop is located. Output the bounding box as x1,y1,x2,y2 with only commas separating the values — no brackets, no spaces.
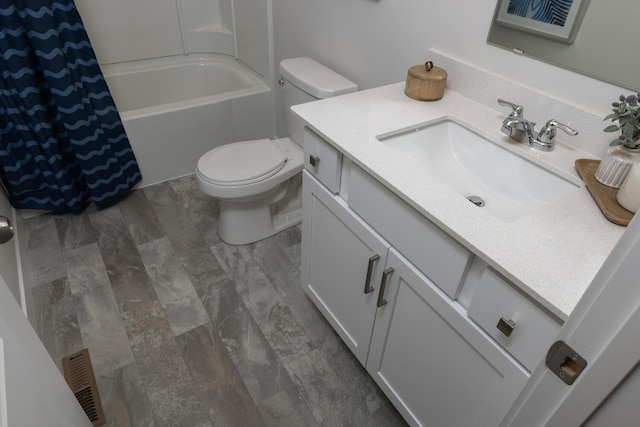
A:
293,83,625,320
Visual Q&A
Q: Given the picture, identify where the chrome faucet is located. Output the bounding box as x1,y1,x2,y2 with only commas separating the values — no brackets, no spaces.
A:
498,99,578,151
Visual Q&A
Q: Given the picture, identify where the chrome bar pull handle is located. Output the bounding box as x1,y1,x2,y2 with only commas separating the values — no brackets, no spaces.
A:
363,254,380,294
0,215,14,244
377,267,394,308
309,155,320,168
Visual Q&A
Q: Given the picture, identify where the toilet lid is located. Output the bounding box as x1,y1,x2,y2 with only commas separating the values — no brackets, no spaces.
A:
197,139,287,186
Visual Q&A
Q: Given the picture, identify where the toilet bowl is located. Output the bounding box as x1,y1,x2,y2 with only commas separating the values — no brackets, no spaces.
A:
196,137,303,245
196,57,357,245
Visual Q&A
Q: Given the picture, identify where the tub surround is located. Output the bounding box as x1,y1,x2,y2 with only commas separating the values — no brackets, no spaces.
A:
293,78,624,320
103,55,269,118
102,55,272,187
178,0,235,57
76,0,271,81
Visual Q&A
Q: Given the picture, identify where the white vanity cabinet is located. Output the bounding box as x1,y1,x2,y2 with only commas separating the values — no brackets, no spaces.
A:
301,129,543,426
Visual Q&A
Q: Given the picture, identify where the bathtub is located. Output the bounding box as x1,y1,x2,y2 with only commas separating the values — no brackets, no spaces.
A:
102,54,273,186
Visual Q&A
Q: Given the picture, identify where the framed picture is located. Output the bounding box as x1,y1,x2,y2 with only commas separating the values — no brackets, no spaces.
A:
495,0,590,44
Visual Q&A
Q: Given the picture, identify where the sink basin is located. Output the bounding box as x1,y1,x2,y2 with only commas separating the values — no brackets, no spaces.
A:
377,118,581,222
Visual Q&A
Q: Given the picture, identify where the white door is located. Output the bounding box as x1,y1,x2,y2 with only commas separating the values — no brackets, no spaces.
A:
302,172,390,364
501,212,640,426
0,271,92,426
367,249,528,427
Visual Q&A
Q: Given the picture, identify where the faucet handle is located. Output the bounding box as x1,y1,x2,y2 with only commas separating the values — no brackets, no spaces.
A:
537,119,578,143
498,99,524,117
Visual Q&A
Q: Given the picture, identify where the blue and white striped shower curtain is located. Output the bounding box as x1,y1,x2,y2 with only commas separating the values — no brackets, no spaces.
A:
0,0,141,211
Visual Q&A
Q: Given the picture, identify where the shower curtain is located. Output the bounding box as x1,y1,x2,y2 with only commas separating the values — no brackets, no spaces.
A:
0,0,141,211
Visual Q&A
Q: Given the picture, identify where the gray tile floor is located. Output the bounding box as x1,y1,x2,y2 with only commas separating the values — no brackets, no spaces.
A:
26,175,406,427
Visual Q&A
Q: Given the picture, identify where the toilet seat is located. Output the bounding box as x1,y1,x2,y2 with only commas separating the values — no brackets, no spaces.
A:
197,139,287,186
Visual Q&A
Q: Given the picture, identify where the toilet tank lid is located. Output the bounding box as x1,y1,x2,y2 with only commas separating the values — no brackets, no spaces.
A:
279,57,358,99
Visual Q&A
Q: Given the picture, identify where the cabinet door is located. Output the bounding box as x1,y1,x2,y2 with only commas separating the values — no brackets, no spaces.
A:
302,171,390,364
367,249,529,427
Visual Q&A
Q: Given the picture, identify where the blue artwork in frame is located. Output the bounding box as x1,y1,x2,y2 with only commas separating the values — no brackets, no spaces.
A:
496,0,590,44
507,0,573,27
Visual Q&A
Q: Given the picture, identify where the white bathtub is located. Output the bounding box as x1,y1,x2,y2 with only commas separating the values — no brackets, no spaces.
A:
102,54,273,186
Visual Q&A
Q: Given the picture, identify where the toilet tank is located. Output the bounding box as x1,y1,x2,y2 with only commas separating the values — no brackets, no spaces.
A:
279,57,358,146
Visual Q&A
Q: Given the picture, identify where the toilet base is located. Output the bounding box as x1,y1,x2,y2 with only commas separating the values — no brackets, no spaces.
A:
217,174,302,245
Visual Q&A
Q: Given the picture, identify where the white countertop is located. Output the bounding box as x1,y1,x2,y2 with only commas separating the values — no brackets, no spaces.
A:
293,83,625,320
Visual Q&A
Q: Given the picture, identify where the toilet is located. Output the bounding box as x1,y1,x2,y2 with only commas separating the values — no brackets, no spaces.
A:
196,57,358,245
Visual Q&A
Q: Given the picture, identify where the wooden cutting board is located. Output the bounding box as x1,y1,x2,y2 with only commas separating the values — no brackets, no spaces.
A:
575,159,633,226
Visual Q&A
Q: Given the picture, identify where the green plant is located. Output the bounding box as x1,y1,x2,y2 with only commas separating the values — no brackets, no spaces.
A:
604,93,640,149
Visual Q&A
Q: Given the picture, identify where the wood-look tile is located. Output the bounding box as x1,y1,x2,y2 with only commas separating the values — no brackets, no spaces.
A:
23,210,57,231
64,243,135,375
136,341,212,427
248,231,301,300
25,216,66,286
185,268,227,300
121,300,175,355
285,348,353,425
199,276,318,425
138,237,210,336
169,175,221,247
89,207,157,312
369,401,409,427
325,340,400,422
28,177,408,427
212,243,315,364
117,190,165,246
121,300,212,426
263,225,302,262
249,231,344,361
97,362,154,427
199,276,295,402
55,211,97,250
176,323,266,427
122,301,209,426
250,225,396,422
31,278,84,373
288,348,406,427
144,182,221,275
258,385,320,427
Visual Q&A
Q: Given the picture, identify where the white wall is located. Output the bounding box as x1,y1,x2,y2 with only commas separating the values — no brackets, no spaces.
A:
75,0,184,64
272,0,625,129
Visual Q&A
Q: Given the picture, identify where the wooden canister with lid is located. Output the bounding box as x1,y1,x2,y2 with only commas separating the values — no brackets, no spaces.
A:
404,61,447,101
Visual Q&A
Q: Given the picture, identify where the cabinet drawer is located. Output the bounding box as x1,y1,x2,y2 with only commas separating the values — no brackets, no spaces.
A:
303,127,342,193
348,164,472,299
467,267,561,372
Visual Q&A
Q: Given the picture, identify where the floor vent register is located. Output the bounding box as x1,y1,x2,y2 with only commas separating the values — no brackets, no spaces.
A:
61,348,106,427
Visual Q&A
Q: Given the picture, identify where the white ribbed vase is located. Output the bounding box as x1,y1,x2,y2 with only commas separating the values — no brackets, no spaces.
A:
617,162,640,213
595,145,640,188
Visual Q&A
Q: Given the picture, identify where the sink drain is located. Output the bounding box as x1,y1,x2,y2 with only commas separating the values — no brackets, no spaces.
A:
467,195,485,207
